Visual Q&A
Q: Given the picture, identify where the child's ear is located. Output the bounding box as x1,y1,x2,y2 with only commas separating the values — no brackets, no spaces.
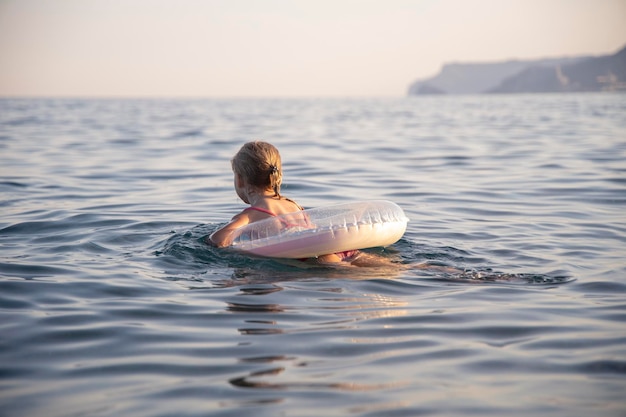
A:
235,174,245,188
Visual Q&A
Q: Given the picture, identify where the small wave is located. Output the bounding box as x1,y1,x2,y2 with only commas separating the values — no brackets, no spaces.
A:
449,269,574,285
0,262,78,279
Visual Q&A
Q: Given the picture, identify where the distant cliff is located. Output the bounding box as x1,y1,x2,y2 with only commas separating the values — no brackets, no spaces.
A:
408,45,626,95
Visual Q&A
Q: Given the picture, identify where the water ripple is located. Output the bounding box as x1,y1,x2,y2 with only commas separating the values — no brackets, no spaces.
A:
1,95,625,417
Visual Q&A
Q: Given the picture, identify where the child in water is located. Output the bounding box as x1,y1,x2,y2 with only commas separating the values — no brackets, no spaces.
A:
209,141,535,279
208,141,391,266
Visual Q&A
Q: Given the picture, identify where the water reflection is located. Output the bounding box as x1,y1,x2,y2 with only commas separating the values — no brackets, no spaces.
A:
224,279,411,397
229,365,407,391
212,260,405,288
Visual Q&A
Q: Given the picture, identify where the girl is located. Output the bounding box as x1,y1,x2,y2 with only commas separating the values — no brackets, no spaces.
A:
208,141,383,266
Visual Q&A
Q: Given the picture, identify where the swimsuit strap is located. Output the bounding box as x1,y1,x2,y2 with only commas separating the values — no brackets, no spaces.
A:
244,197,304,216
244,206,277,216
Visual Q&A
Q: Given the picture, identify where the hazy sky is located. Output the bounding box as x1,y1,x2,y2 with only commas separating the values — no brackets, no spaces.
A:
1,0,625,97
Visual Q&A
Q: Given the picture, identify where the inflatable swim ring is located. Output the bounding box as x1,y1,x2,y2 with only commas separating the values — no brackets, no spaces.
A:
229,200,408,259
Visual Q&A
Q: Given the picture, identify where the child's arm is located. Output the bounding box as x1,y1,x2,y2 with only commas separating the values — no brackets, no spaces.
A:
208,213,250,247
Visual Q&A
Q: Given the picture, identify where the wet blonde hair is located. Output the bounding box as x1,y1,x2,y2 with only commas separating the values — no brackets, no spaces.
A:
231,141,283,197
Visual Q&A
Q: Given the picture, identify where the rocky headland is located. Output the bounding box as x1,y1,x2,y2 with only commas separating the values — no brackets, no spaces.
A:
408,45,626,95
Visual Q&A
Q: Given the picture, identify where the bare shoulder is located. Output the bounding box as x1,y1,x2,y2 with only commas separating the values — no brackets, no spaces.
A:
283,196,304,210
269,196,303,214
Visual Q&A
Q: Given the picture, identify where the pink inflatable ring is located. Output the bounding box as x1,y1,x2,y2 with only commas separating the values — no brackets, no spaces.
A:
229,200,408,259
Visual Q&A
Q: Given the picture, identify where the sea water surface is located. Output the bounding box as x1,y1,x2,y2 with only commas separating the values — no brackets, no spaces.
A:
1,95,625,417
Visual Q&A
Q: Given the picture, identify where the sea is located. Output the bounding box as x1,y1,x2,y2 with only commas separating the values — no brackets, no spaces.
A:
1,94,625,417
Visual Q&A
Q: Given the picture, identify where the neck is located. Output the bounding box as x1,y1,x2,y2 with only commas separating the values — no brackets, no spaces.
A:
247,190,276,206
